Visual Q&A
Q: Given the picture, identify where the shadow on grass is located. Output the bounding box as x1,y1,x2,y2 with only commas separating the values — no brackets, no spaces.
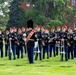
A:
15,64,27,66
41,59,60,62
60,66,73,68
0,64,5,66
36,65,51,67
15,65,23,66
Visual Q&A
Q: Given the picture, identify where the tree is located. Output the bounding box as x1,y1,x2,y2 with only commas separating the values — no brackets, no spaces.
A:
64,2,76,25
0,0,11,31
7,0,25,28
23,0,74,28
32,0,70,26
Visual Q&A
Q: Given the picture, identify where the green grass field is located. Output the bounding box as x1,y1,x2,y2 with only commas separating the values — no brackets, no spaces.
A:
0,53,76,75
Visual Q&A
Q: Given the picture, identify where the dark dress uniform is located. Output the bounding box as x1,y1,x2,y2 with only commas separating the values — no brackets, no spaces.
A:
56,31,61,56
8,32,17,60
74,30,76,34
0,34,4,58
49,32,56,57
17,33,24,58
73,31,76,57
22,31,26,55
13,32,18,55
26,30,36,64
5,33,9,57
42,32,49,59
60,32,68,61
67,33,74,59
74,36,76,57
35,31,42,60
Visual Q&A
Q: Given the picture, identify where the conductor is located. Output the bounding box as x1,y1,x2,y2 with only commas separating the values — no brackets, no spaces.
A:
26,20,36,64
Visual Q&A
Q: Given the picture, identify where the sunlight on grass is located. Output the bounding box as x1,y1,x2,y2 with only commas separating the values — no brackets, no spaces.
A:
0,54,76,75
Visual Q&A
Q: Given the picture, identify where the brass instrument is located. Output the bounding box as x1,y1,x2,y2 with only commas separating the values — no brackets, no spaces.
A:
23,33,26,42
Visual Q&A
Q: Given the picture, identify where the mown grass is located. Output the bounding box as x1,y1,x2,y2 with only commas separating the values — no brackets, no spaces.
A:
0,53,76,75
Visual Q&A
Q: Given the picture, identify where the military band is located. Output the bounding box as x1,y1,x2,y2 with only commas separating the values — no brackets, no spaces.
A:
1,22,76,63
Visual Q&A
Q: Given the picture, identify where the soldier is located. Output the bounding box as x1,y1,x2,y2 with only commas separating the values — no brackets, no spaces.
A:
35,26,42,60
74,27,76,34
21,26,26,55
5,30,9,57
13,27,17,34
73,28,76,57
63,25,68,32
13,27,18,56
26,19,37,64
49,27,56,57
8,27,17,60
17,28,24,58
56,26,61,56
73,34,76,58
60,26,68,61
42,28,49,59
67,27,74,59
0,29,4,58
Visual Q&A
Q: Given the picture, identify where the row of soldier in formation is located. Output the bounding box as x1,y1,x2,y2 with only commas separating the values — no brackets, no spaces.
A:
0,25,76,63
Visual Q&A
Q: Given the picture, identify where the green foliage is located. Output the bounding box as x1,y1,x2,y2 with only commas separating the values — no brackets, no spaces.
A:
0,0,75,30
48,19,63,26
45,18,63,29
0,1,10,30
23,0,73,27
64,5,76,24
7,0,25,28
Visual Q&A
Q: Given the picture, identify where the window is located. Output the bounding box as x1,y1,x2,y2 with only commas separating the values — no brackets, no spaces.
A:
74,22,76,30
72,0,75,5
26,3,30,6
